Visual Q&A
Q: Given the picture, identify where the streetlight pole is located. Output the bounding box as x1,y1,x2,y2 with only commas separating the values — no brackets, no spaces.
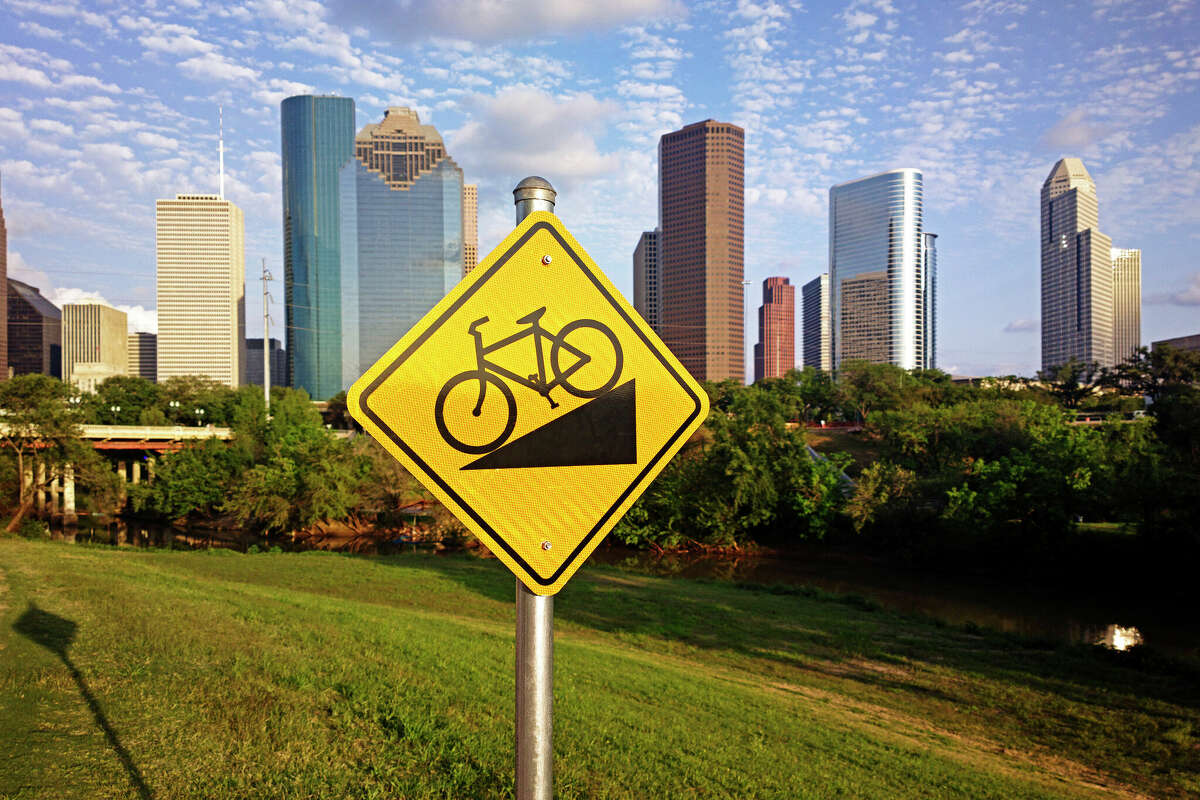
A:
512,176,556,800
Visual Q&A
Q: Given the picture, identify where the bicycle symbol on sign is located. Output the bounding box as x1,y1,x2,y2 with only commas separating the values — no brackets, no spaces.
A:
434,307,623,455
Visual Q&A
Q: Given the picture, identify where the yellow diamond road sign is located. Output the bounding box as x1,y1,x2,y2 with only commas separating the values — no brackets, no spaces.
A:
348,211,709,595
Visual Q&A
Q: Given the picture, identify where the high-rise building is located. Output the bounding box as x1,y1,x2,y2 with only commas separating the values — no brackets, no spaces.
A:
7,278,60,378
1111,247,1141,365
828,169,931,370
340,107,463,388
463,183,478,276
632,230,660,332
658,119,745,382
62,303,127,392
0,174,8,378
246,337,286,388
1040,158,1115,370
923,232,938,370
281,94,356,400
127,332,156,381
753,277,794,382
155,193,245,388
801,274,831,371
1152,333,1200,354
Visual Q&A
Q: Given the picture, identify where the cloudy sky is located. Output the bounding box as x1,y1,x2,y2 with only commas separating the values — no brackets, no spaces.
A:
1,0,1198,378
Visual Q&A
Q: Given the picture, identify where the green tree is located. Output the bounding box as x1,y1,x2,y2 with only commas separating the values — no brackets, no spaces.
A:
1037,358,1100,409
837,360,910,422
88,376,163,424
221,389,370,535
0,375,119,531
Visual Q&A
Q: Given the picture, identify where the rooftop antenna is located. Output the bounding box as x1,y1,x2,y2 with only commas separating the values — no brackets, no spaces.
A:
218,105,225,199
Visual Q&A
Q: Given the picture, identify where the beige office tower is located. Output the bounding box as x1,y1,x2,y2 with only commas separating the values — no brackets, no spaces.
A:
62,303,127,392
155,194,245,387
462,183,478,276
1040,159,1115,370
1110,247,1141,364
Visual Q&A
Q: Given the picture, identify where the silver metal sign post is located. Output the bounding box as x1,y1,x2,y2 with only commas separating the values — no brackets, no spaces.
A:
512,176,557,800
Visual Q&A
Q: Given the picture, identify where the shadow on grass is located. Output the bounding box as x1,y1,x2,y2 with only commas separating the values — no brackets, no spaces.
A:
14,604,154,800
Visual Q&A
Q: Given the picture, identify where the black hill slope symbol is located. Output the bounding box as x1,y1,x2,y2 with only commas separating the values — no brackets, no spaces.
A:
463,380,637,470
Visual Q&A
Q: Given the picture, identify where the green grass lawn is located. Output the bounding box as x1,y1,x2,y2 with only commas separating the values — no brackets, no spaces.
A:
1,538,1196,799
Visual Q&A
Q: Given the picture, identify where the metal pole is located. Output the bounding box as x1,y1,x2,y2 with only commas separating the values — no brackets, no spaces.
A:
513,176,556,800
262,258,271,416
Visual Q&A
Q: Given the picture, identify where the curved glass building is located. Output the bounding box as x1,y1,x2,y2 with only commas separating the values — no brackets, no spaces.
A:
281,95,356,400
828,168,933,370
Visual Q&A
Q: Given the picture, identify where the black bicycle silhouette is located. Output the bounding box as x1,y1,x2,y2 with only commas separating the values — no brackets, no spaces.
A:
434,307,623,454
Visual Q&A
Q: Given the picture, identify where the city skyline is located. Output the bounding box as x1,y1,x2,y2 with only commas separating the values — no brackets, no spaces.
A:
1,1,1199,379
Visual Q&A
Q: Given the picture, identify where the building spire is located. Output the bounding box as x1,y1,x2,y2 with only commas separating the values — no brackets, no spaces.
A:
218,105,225,199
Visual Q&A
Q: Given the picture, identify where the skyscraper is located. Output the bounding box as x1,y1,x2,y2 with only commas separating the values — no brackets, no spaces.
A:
1040,158,1114,370
246,337,286,388
828,169,930,370
923,232,938,370
62,303,126,392
127,332,156,381
1111,247,1141,365
156,193,245,387
462,183,478,276
632,229,660,332
340,107,463,387
753,277,794,382
281,94,356,400
658,120,745,382
801,274,831,371
7,278,60,377
0,174,8,378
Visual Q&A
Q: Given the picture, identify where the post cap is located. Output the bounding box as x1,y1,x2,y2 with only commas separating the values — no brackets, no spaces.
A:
513,176,556,206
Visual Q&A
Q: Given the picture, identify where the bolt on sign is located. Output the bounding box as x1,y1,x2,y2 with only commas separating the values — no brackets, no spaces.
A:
349,211,709,595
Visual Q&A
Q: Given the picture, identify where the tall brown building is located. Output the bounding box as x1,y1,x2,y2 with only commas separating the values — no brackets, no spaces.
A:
658,120,744,382
753,277,794,382
0,174,9,378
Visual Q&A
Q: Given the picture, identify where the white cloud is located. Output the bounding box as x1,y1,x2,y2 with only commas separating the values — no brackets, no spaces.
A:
1146,272,1200,306
179,52,260,83
329,0,685,43
47,287,157,333
449,87,622,183
1003,318,1038,332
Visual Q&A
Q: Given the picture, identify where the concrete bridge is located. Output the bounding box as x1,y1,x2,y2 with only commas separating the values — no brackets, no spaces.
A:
15,424,232,524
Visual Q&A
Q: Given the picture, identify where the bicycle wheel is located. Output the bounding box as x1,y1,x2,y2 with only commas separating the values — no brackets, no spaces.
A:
434,371,517,454
551,319,623,398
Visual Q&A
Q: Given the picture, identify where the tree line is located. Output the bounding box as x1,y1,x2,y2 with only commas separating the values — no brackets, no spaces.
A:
1,347,1196,568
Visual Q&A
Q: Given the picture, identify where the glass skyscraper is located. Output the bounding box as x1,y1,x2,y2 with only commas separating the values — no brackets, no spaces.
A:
828,168,933,370
281,95,356,400
339,107,463,386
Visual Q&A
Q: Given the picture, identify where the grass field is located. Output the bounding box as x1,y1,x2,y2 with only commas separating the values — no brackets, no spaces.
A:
1,538,1196,799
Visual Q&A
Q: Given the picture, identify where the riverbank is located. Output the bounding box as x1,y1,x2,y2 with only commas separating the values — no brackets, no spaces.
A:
2,538,1197,798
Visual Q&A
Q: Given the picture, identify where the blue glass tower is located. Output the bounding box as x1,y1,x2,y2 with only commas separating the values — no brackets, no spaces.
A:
338,107,463,387
280,95,355,399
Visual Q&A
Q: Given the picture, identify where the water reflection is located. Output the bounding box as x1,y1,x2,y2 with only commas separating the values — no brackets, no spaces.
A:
585,547,1191,658
1097,624,1144,651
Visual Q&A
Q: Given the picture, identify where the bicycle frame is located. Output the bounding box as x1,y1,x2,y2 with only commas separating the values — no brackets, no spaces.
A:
467,308,591,412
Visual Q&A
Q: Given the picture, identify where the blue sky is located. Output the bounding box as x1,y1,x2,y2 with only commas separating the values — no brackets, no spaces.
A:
1,0,1198,378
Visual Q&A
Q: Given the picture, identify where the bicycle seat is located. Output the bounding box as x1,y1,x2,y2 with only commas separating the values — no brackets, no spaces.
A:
515,307,548,326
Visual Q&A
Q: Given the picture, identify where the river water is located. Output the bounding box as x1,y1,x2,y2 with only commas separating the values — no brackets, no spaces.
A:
55,521,1196,660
